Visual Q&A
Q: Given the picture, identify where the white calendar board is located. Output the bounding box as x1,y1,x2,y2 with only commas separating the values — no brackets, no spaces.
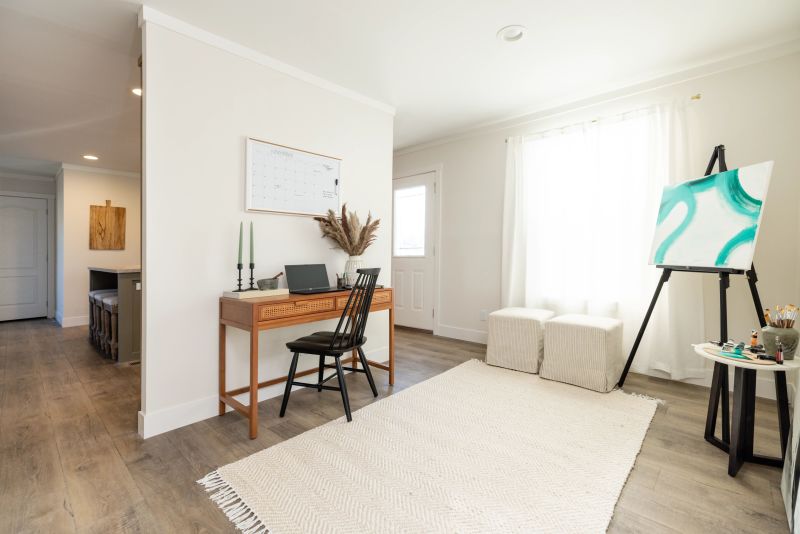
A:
246,137,341,216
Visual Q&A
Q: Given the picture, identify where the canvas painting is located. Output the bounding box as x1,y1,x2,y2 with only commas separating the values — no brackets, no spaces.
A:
649,161,773,270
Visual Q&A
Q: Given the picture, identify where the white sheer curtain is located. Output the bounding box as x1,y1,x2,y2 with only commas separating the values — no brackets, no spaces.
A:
502,104,705,379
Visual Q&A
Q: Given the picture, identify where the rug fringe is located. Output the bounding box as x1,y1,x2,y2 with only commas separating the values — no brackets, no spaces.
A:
622,390,664,405
198,470,269,534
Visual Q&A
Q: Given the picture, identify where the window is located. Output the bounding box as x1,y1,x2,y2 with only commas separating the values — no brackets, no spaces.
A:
393,185,426,256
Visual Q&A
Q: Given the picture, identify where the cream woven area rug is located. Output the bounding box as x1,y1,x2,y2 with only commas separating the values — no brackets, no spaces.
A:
199,360,657,534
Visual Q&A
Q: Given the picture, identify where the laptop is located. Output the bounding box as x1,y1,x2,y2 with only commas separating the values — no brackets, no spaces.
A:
285,264,341,294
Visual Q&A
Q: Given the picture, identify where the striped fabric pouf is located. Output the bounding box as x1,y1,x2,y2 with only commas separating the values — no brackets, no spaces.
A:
486,307,555,374
540,314,623,392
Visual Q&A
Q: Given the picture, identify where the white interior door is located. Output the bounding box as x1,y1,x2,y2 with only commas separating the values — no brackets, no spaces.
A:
0,196,48,321
392,172,436,330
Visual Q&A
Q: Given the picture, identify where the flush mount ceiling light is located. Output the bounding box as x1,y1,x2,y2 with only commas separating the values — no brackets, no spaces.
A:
131,87,142,96
497,25,526,43
82,154,99,161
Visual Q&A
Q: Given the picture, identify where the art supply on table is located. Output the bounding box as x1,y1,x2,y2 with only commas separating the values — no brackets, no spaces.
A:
750,330,758,347
766,305,797,328
703,345,776,365
762,305,799,360
776,338,784,364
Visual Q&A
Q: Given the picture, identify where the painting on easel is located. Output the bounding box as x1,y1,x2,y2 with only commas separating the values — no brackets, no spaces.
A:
89,200,126,250
649,161,773,270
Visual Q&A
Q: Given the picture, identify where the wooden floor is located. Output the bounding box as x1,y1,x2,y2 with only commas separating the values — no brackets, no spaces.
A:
0,319,789,533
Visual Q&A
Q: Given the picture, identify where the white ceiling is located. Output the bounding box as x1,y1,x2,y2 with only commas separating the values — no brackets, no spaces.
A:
1,0,799,173
0,0,141,174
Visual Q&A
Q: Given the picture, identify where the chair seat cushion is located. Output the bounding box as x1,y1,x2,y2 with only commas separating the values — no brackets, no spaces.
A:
286,332,367,354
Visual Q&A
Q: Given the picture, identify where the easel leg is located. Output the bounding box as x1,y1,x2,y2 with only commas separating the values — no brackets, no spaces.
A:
746,265,767,327
618,268,671,387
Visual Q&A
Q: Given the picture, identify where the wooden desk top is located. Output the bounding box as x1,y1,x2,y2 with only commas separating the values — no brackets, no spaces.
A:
220,288,393,330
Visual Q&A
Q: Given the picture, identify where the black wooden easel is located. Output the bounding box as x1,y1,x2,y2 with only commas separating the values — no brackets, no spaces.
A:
617,145,790,476
617,145,766,386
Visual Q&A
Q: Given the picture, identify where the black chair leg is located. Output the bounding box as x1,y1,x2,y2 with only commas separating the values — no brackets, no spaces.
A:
334,356,352,422
280,352,300,417
317,355,325,392
358,347,378,397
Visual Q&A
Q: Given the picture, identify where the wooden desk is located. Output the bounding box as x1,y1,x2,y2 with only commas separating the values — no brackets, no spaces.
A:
219,288,394,438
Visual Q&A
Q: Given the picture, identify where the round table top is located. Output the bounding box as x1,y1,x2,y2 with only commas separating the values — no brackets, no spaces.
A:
693,343,800,372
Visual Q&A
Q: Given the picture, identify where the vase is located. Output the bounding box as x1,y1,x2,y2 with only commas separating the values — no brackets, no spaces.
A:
343,255,363,286
762,326,799,360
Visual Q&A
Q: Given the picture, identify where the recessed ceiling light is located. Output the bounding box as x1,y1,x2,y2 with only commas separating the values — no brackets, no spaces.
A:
131,87,142,96
497,25,526,43
82,154,99,161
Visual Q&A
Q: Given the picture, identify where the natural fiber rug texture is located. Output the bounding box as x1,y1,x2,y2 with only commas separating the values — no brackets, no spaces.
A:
199,359,657,534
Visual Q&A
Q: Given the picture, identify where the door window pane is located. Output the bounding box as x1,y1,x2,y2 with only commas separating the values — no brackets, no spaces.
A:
394,185,426,256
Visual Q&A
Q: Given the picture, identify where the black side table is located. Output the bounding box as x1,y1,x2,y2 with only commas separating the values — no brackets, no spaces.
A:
695,343,795,476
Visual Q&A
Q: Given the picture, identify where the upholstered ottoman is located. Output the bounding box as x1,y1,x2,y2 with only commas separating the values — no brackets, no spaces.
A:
540,314,623,392
486,307,556,373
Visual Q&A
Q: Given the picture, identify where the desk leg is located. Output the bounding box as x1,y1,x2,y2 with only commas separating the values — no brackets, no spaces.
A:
218,322,226,416
389,305,395,386
249,328,259,439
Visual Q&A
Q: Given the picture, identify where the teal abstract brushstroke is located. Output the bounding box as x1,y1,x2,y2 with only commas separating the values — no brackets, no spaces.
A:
653,168,762,266
716,225,758,266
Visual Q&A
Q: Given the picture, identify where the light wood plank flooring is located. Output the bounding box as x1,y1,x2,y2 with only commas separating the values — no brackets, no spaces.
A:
0,319,789,533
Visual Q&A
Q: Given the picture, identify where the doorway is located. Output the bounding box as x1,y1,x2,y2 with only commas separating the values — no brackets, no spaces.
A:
0,195,49,321
392,171,438,331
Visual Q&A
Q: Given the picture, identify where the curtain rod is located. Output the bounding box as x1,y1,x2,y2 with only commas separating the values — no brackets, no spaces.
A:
503,93,701,143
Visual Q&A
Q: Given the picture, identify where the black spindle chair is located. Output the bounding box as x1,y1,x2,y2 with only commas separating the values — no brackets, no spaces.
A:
279,268,381,422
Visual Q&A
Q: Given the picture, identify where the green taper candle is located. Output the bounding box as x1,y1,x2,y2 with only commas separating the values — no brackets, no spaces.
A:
237,221,243,265
249,221,254,265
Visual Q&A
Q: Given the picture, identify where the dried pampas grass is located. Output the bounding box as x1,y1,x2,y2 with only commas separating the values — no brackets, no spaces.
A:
314,204,380,256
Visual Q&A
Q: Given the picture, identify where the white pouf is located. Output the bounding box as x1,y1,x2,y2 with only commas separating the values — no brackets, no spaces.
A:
486,308,556,374
540,314,623,393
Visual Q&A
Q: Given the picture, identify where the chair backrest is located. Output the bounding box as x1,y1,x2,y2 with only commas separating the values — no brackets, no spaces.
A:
330,268,381,350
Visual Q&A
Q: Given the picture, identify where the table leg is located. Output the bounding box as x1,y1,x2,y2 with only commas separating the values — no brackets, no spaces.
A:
720,368,730,443
249,328,259,439
775,371,790,459
218,322,226,416
705,362,728,445
729,367,746,476
388,305,395,386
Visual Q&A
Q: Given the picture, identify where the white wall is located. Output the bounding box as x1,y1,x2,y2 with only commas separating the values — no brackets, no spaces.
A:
394,51,800,394
0,173,55,196
55,166,141,327
140,16,394,438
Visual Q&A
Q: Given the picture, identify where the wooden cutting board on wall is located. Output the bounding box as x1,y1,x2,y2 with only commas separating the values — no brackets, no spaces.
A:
89,200,126,250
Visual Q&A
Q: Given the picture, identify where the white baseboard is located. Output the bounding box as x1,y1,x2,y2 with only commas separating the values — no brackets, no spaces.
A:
436,323,488,344
57,313,89,328
138,346,389,439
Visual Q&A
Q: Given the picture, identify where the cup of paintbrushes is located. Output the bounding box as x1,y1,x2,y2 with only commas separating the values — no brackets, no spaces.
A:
762,305,798,360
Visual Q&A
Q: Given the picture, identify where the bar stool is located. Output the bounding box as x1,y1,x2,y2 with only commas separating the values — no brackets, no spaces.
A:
89,289,116,346
92,290,117,353
102,295,119,360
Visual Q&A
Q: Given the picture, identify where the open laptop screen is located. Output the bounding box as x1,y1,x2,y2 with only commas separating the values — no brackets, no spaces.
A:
285,264,330,291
